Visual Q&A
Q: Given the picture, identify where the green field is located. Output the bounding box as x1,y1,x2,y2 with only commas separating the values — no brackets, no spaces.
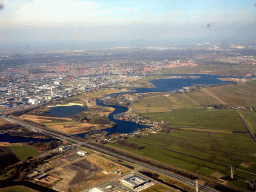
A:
8,146,40,161
205,81,256,107
141,109,247,131
130,94,204,113
109,130,256,188
130,80,256,113
238,110,256,134
143,184,176,192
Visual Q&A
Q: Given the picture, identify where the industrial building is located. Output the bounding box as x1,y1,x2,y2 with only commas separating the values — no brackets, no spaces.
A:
121,174,150,190
77,151,88,156
59,145,73,153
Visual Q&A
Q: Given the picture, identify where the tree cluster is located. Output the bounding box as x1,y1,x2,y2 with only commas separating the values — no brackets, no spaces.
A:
28,141,62,151
117,140,145,150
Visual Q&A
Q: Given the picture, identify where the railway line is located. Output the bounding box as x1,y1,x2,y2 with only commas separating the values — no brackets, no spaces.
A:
2,114,218,192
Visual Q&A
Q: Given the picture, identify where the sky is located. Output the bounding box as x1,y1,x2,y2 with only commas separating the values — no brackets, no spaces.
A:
0,0,255,51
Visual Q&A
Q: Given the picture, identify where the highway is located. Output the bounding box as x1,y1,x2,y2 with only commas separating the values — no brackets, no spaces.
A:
2,114,218,192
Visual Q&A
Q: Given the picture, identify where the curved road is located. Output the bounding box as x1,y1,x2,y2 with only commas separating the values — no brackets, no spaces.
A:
2,114,218,192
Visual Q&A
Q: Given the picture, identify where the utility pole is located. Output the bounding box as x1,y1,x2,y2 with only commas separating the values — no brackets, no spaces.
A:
196,179,199,192
51,87,54,98
231,166,234,179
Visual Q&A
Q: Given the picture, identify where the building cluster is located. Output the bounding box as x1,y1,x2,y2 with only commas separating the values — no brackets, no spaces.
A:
1,45,255,115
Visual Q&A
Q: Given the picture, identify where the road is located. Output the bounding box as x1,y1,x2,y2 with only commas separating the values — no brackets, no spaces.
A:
235,110,256,142
2,114,218,192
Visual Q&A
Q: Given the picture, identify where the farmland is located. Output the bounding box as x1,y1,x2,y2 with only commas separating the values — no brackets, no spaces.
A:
123,80,256,190
0,147,19,169
130,80,256,114
237,110,256,134
141,109,247,131
143,183,176,192
109,131,256,189
8,146,40,161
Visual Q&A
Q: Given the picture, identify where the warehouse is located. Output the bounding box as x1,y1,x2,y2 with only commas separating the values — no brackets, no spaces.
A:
121,174,150,190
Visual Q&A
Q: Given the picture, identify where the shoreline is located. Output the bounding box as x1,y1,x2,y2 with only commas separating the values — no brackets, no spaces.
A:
47,103,84,108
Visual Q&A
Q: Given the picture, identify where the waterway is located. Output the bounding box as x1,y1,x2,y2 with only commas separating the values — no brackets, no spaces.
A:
47,105,88,118
1,74,234,141
76,74,234,137
76,100,149,137
0,133,58,143
131,74,232,93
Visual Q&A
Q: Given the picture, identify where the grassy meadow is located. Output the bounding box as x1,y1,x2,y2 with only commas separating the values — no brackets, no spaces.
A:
109,131,256,187
130,80,256,114
9,146,40,161
141,109,247,131
238,109,256,134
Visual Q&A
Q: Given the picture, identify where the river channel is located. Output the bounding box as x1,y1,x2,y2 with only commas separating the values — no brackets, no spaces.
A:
75,74,234,137
1,74,234,142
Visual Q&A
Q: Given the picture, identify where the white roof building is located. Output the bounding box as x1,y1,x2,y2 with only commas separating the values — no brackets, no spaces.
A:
77,151,88,156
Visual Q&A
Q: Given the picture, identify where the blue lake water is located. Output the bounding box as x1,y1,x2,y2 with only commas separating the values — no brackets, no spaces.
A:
75,100,149,137
0,133,57,143
132,74,232,93
48,105,88,117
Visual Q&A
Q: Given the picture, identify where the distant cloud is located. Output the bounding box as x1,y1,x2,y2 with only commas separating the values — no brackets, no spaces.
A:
207,23,211,28
10,0,143,25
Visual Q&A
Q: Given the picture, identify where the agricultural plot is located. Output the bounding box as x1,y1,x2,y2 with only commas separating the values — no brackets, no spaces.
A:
0,147,19,169
124,80,256,190
205,82,256,107
8,146,40,161
168,94,203,109
141,109,246,131
130,96,174,113
186,89,222,106
237,110,256,134
130,80,256,114
143,183,176,192
109,131,256,188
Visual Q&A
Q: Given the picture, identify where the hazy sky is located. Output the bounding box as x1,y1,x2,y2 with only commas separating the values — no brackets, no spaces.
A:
0,0,255,49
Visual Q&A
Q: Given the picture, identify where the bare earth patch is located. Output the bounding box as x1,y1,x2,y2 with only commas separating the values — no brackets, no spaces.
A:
210,172,225,179
86,154,129,174
18,113,114,134
50,157,125,192
240,162,251,168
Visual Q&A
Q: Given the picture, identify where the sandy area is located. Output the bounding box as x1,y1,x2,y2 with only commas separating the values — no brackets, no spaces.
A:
18,108,115,134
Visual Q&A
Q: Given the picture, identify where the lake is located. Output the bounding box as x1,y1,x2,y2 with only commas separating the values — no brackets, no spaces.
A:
48,105,88,118
75,100,149,137
132,74,232,93
0,133,58,143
